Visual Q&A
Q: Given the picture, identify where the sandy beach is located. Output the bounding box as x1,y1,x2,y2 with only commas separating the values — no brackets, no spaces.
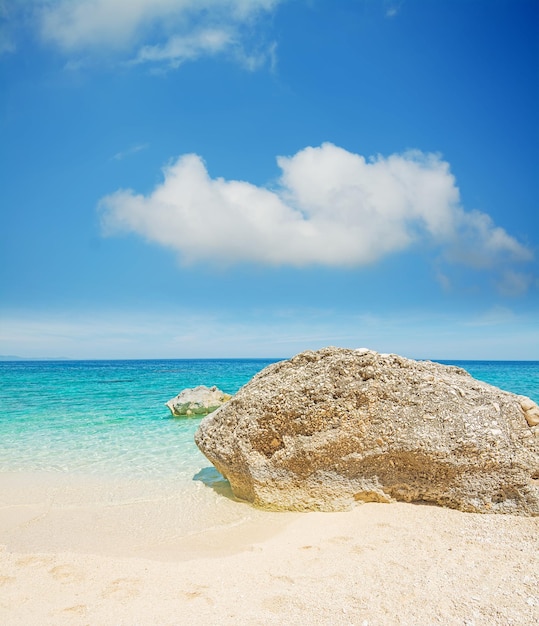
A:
1,471,538,625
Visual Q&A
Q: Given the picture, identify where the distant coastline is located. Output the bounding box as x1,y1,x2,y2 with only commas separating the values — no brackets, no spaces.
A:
0,355,69,361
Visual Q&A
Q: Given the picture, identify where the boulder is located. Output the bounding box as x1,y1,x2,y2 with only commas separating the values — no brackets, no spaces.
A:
195,347,539,515
166,385,232,417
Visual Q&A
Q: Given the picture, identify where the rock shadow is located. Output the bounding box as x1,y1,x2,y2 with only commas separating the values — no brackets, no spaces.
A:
193,466,237,501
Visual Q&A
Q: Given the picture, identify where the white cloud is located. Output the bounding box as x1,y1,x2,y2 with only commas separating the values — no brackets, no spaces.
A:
34,0,281,69
496,270,533,297
0,30,15,55
99,142,533,272
465,306,516,327
444,209,532,269
0,0,21,55
133,28,233,68
384,0,403,18
112,143,149,161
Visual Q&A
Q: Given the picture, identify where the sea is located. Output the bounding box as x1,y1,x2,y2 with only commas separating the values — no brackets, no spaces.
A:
1,358,538,483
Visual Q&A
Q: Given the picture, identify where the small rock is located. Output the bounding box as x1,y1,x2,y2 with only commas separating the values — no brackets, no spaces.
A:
520,396,539,426
521,397,537,412
166,385,232,417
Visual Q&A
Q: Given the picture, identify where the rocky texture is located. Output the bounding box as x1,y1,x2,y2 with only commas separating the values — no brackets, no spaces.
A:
195,347,539,514
166,385,232,417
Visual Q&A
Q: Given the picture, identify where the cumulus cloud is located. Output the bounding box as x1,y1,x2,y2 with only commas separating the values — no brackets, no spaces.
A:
99,142,533,272
443,209,532,269
33,0,281,69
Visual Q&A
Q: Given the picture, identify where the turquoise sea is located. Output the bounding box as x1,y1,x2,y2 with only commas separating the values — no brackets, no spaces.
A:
1,358,538,482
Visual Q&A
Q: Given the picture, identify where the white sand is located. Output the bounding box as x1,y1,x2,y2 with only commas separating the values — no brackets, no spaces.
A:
1,471,538,625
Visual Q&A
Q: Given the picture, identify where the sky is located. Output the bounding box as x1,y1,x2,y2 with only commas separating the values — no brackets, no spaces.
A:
0,0,538,360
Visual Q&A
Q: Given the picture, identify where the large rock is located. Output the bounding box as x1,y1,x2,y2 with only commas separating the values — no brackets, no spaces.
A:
195,347,539,515
166,385,232,417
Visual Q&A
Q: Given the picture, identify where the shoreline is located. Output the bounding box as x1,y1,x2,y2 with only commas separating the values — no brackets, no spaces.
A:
0,470,294,560
1,470,538,625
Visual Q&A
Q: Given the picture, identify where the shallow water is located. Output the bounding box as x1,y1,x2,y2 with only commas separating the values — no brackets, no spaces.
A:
0,359,277,481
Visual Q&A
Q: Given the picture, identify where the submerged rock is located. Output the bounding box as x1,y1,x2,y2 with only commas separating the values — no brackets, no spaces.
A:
195,347,539,514
166,385,232,417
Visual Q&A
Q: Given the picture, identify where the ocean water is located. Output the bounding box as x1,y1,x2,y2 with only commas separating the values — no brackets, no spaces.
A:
0,358,538,482
0,359,278,482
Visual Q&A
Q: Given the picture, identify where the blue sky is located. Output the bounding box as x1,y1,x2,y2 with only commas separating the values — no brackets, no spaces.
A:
0,0,538,360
